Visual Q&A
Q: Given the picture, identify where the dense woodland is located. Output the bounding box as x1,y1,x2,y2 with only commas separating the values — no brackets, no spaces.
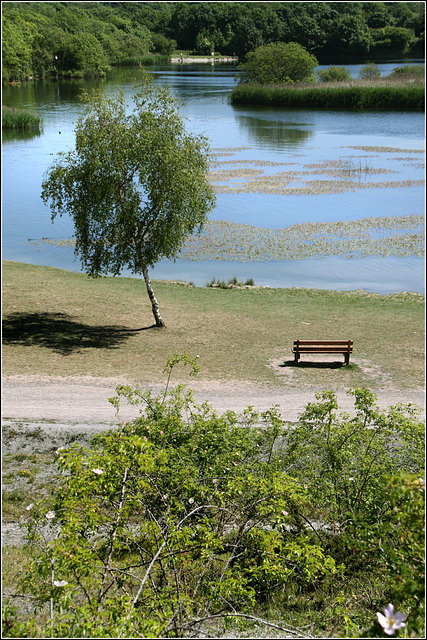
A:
2,1,425,81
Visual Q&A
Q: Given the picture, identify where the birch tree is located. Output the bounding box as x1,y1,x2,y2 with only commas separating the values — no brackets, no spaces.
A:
41,78,215,327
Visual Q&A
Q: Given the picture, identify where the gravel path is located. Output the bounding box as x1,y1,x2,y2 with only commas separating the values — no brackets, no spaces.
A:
3,374,425,425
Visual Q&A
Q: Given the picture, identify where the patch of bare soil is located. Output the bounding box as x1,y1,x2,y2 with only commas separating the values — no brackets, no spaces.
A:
268,354,398,390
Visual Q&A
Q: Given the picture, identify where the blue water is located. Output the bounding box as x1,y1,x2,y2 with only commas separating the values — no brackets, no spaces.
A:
2,63,425,294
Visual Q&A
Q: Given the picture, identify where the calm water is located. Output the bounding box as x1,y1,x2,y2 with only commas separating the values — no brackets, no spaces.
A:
2,63,425,293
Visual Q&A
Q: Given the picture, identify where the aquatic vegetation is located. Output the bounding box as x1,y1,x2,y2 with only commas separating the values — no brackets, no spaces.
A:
231,83,424,111
209,159,298,168
206,152,423,195
211,146,252,152
2,106,42,131
182,215,424,262
208,168,263,183
211,176,424,196
36,215,424,263
343,146,424,153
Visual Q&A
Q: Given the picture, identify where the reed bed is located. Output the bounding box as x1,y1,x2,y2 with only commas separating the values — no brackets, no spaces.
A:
113,55,170,66
231,79,425,111
2,106,42,131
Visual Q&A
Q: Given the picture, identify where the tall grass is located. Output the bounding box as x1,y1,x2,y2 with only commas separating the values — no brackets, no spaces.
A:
231,80,424,111
2,106,42,131
114,55,170,66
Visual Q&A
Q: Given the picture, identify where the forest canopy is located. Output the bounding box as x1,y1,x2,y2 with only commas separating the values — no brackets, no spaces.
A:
2,2,425,81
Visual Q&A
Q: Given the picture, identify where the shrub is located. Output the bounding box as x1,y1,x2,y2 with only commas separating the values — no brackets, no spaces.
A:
358,62,381,79
150,33,176,57
317,66,352,83
7,356,338,637
283,388,424,529
238,42,318,85
388,64,425,78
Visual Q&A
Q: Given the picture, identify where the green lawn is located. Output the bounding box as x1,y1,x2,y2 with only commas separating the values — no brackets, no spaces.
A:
2,261,424,389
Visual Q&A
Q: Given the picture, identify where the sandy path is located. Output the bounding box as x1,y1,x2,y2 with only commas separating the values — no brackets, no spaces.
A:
3,375,425,424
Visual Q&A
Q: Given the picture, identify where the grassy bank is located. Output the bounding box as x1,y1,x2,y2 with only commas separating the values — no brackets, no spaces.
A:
231,79,425,110
2,261,424,389
2,106,42,131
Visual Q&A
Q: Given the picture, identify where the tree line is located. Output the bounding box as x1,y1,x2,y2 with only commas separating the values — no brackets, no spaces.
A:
2,2,425,82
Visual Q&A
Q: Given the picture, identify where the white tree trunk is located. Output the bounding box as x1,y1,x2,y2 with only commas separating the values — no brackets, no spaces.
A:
142,264,166,327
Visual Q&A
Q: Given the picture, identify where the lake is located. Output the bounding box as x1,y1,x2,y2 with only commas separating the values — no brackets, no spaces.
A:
2,62,425,293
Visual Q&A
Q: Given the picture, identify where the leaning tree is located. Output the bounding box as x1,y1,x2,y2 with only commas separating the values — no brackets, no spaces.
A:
41,77,216,327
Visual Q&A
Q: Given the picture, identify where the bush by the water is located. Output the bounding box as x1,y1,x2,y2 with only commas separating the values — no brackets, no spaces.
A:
387,64,425,78
2,106,42,131
231,82,425,111
317,66,352,83
358,62,382,79
237,42,318,85
2,355,424,638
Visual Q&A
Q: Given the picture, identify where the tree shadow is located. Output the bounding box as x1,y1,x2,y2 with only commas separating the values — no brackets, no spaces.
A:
2,312,155,356
280,360,346,369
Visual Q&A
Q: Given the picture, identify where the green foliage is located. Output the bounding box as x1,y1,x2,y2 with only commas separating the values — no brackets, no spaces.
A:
2,106,42,131
357,473,425,638
359,63,382,79
238,42,318,85
206,276,256,289
2,357,425,637
41,76,215,325
231,83,425,111
150,33,176,57
317,66,352,83
2,2,425,81
284,388,424,527
388,64,425,78
370,25,415,53
5,359,338,637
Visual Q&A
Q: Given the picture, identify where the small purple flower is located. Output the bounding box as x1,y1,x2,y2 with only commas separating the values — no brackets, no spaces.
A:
377,604,407,636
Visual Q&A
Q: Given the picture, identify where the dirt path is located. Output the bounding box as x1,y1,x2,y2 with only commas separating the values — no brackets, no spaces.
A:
3,375,425,425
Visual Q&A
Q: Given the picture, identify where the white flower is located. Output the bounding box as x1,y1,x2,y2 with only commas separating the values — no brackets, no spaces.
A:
281,510,289,516
188,497,194,504
45,511,55,520
377,604,407,636
26,503,34,511
53,580,68,588
212,478,218,484
92,468,103,475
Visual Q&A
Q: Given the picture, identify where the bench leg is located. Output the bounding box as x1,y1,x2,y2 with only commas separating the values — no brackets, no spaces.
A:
294,352,300,363
344,353,350,365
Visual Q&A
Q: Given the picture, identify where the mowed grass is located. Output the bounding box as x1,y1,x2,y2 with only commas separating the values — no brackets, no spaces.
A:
2,261,424,389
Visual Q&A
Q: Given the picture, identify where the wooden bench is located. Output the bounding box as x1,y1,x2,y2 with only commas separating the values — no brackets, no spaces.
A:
292,340,353,365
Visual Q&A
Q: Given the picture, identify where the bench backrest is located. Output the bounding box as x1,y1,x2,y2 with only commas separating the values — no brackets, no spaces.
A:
294,340,353,351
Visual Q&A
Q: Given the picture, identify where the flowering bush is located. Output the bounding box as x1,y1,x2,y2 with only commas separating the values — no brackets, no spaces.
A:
3,358,424,638
7,362,338,638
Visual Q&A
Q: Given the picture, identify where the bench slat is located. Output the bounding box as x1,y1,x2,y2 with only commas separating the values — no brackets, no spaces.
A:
293,347,353,352
293,340,353,346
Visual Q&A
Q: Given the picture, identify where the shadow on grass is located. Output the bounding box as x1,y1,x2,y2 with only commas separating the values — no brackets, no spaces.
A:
280,360,357,369
2,312,156,356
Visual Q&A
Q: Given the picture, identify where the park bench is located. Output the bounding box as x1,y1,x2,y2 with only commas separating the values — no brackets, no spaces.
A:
292,340,353,365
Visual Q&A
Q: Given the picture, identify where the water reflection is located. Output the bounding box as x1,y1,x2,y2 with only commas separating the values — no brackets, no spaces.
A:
235,114,313,149
2,128,42,142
